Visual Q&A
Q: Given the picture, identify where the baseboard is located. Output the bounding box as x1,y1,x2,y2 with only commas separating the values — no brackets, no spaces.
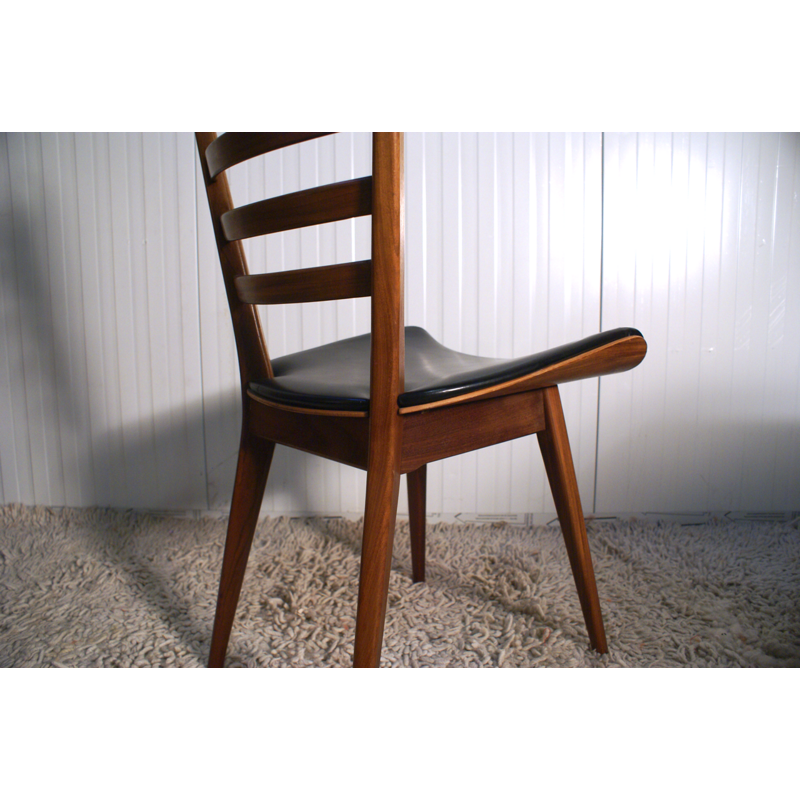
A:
33,505,800,527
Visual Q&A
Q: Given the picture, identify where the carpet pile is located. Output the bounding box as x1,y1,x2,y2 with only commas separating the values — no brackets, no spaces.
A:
1,505,798,667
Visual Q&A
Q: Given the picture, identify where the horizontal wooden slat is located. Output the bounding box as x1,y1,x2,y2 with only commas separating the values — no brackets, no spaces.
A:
221,177,372,242
235,260,372,305
206,132,334,179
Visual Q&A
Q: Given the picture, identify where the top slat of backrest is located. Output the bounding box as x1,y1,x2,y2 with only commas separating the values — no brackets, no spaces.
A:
205,132,335,179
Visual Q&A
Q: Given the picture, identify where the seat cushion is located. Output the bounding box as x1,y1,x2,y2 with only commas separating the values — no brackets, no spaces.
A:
248,326,643,413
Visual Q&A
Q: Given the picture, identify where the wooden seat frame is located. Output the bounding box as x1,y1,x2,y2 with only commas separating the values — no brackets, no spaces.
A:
196,132,646,667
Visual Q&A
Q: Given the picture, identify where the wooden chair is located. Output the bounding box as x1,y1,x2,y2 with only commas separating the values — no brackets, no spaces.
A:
195,132,646,667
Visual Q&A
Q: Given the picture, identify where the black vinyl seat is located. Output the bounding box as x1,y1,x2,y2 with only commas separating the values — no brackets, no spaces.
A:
248,325,644,413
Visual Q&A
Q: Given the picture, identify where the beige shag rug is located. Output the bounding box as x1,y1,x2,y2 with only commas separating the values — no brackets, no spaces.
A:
1,505,798,667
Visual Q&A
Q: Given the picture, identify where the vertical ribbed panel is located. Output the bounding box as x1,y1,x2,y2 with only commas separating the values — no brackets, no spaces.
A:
0,132,206,510
597,132,800,513
3,131,797,516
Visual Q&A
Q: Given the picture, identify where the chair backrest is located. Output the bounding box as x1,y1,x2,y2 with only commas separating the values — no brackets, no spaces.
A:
195,132,405,410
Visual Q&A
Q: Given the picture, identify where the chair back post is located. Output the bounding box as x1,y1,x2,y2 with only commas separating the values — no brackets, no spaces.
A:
351,132,405,666
195,132,272,387
369,132,405,440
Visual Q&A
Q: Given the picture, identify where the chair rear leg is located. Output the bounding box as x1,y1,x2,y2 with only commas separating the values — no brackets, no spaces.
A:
537,386,608,653
407,464,427,583
208,429,275,667
353,463,401,667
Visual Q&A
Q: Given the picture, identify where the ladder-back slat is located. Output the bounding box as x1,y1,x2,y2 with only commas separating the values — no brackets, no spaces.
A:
206,132,335,179
220,177,373,242
235,260,372,305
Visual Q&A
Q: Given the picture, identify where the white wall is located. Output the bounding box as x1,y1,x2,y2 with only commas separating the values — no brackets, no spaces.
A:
1,132,798,516
598,133,800,514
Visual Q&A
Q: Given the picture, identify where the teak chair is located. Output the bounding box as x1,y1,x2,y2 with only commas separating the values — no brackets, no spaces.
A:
196,132,647,668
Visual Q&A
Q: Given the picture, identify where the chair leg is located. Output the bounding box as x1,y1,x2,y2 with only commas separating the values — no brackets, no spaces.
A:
353,463,401,667
407,464,427,583
537,386,608,653
208,428,275,667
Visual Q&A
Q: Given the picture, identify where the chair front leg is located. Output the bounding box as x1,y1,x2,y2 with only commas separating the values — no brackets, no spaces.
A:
208,427,275,667
537,386,608,653
353,462,401,667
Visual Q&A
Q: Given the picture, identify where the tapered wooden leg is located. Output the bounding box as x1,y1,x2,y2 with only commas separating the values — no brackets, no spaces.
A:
353,463,401,667
537,386,608,653
208,428,275,667
407,464,427,583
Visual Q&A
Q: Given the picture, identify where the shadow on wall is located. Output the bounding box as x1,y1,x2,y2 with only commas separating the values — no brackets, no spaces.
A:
89,393,333,515
0,199,88,505
0,164,331,515
90,396,229,512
